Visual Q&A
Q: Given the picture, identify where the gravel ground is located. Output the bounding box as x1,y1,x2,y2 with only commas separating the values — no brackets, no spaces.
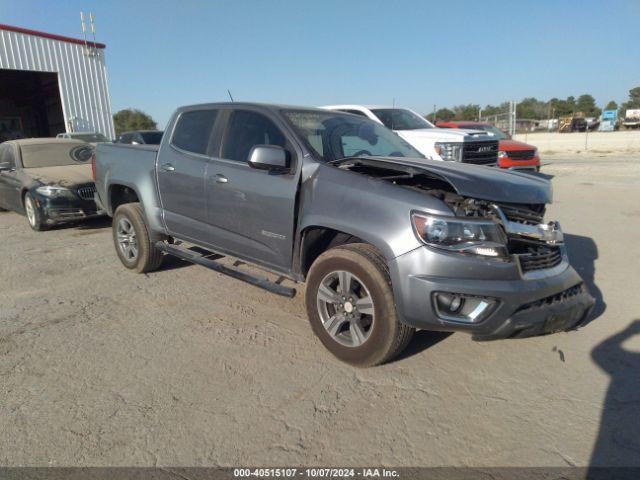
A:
1,156,639,467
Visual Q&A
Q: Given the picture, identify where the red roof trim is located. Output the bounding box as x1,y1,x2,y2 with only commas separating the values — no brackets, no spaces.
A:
0,23,106,49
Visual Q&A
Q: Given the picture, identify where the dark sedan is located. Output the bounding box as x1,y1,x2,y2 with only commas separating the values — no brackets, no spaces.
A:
0,138,103,231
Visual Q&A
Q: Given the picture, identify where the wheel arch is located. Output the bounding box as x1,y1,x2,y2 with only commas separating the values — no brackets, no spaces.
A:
107,183,141,214
296,223,393,279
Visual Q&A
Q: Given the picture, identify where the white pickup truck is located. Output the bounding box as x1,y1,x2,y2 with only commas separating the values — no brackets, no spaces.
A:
323,105,499,166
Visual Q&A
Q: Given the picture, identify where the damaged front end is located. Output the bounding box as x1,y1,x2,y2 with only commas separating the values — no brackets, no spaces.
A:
333,157,596,339
430,193,567,279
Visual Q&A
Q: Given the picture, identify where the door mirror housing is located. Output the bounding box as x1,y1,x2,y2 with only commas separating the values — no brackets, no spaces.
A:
248,145,290,172
0,162,13,173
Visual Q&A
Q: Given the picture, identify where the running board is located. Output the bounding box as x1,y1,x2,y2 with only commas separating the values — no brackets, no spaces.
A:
155,242,296,298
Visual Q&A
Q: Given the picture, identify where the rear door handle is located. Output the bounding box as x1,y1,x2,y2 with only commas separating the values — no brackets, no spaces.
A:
214,174,228,184
161,163,175,172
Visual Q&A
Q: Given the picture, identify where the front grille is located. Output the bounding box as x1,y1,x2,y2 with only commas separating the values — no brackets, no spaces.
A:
507,150,536,160
518,245,562,273
496,202,545,225
76,184,96,201
516,283,585,313
462,140,499,165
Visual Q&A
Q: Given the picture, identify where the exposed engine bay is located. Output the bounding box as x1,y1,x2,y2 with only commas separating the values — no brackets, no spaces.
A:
336,158,565,273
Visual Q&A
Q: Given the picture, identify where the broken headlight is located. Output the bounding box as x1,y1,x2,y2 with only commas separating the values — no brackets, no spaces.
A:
411,212,508,257
36,186,77,199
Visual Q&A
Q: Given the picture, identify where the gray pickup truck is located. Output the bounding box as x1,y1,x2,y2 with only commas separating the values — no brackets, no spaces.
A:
94,102,594,366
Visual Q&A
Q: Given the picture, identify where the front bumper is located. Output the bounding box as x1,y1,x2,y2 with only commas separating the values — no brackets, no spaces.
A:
499,155,540,171
389,246,595,340
34,194,104,225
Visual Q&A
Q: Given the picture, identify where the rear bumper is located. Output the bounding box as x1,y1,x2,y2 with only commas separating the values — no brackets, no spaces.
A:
389,246,595,340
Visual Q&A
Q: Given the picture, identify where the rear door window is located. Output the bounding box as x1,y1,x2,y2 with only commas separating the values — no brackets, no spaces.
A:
172,110,219,155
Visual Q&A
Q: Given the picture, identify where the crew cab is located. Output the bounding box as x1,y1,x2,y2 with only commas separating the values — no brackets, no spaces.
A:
437,121,541,172
93,103,594,366
323,105,500,166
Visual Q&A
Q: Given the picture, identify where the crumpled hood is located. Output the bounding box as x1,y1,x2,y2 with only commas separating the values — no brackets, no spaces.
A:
355,156,553,204
26,164,93,187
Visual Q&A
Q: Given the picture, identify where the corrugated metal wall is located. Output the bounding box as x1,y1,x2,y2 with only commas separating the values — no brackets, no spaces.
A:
0,29,115,139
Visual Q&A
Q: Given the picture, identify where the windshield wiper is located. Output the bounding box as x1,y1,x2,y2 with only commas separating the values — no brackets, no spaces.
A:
327,155,375,165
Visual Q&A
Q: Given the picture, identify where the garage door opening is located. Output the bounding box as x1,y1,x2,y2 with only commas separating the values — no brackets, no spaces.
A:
0,69,65,142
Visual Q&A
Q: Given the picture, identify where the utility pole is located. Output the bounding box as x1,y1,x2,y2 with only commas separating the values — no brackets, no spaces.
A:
585,123,589,151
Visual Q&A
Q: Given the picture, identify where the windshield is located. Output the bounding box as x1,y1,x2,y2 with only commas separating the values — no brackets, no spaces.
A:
70,133,108,143
370,108,434,131
140,131,163,144
461,124,508,140
21,143,94,168
282,110,424,162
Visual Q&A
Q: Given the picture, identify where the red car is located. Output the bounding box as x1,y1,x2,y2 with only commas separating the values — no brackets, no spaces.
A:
436,121,540,171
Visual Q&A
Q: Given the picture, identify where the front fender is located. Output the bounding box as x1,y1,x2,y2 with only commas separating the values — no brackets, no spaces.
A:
297,163,452,261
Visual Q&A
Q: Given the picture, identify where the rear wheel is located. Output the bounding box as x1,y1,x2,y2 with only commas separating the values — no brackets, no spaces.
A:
305,243,414,367
112,203,164,273
24,192,48,231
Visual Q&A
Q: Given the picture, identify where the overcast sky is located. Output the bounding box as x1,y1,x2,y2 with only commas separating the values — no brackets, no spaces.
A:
2,0,639,127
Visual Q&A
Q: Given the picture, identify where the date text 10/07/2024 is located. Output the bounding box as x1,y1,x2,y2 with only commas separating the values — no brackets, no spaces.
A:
233,468,400,478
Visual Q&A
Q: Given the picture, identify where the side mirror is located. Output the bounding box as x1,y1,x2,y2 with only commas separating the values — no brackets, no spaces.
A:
248,145,291,172
0,162,13,173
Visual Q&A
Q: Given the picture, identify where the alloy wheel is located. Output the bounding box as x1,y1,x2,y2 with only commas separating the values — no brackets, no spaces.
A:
316,270,375,347
25,196,36,227
116,217,138,262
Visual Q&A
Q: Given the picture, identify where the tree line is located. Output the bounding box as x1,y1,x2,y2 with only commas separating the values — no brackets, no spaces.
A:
427,87,640,122
111,86,640,134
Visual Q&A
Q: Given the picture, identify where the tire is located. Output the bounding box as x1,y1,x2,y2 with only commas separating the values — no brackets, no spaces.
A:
112,203,164,273
305,243,414,367
24,192,48,231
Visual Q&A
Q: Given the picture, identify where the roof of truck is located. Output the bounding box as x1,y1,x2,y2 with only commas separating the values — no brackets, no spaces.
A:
322,105,404,110
176,102,335,112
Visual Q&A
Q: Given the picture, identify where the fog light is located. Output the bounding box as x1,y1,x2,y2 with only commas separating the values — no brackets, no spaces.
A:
433,292,497,323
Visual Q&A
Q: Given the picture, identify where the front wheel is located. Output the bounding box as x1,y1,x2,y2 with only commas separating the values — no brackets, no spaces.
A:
112,203,164,273
305,243,414,367
24,192,48,231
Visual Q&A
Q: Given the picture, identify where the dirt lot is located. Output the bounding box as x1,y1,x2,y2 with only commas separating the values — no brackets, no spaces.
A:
1,156,639,467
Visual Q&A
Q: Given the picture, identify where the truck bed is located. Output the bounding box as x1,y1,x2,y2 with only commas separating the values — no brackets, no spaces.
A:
94,143,161,218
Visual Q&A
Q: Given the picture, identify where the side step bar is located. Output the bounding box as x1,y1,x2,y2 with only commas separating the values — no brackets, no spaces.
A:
155,242,296,298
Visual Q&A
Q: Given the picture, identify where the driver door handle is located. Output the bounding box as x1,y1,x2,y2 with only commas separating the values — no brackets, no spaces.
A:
161,163,175,172
214,174,228,184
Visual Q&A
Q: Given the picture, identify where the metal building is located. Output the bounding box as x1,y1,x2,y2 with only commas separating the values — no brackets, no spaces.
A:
0,23,115,141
